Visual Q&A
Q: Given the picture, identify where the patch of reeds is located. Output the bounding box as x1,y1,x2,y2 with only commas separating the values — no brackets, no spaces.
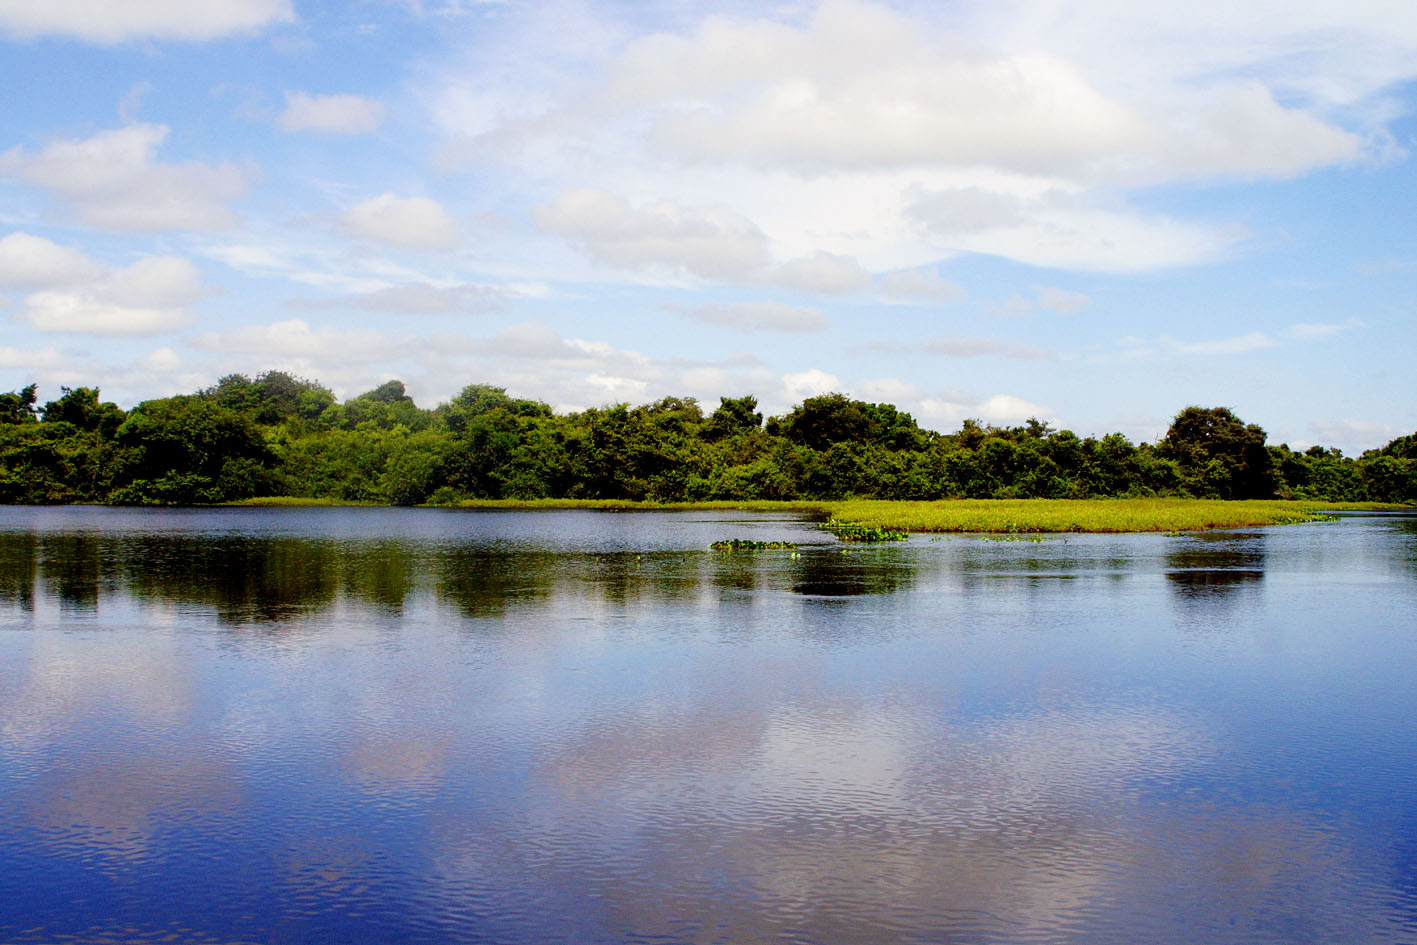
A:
709,539,798,551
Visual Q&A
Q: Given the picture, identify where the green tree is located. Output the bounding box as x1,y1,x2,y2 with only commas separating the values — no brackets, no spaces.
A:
0,384,38,424
1159,406,1275,499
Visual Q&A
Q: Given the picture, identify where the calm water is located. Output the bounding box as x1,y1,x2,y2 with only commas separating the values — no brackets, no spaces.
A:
1,506,1415,944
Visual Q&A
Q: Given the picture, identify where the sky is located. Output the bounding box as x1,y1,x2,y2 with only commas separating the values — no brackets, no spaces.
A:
0,0,1414,454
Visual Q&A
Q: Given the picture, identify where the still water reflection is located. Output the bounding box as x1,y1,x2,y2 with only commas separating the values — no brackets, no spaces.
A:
1,507,1415,944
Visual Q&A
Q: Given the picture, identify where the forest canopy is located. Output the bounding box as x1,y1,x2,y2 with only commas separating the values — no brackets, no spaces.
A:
1,371,1412,506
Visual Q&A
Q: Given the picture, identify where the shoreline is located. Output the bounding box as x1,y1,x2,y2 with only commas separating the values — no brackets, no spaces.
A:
215,496,1411,533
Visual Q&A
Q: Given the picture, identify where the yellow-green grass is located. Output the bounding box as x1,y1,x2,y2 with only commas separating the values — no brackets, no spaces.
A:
223,495,1408,533
822,498,1405,534
450,498,828,513
224,496,383,507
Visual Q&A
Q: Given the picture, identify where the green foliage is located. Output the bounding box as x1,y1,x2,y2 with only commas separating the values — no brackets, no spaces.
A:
709,539,797,550
821,520,909,542
1159,406,1275,499
0,375,1411,508
109,396,275,504
0,384,38,424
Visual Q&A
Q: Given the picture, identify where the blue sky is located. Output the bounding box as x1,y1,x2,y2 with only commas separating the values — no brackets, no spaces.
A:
0,0,1413,454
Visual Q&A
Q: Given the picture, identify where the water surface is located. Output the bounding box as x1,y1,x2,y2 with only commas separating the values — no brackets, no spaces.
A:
1,506,1415,944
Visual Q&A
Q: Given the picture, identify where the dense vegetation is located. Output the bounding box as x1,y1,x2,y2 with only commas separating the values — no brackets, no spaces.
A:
1,372,1413,506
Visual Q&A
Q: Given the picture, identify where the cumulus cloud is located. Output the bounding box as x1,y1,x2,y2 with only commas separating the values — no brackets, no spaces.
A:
0,232,105,287
190,319,413,362
678,301,828,333
443,0,1381,276
618,3,1147,176
0,232,206,336
0,124,248,231
0,344,66,370
917,392,1056,429
18,292,189,335
598,0,1363,183
772,251,868,294
535,187,873,291
782,368,840,402
535,187,770,281
279,92,386,135
0,0,292,44
340,193,460,249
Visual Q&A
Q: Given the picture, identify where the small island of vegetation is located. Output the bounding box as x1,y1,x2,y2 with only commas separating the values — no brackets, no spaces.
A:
1,371,1411,532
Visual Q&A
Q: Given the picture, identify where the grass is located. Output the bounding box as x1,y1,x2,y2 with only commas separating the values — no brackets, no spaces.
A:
223,496,1408,533
821,498,1403,534
223,496,382,507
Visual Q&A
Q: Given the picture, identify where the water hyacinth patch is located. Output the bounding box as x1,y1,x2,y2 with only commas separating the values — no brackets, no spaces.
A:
821,520,910,542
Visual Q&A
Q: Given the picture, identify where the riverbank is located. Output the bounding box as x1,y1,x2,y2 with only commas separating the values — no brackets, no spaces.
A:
223,496,1408,532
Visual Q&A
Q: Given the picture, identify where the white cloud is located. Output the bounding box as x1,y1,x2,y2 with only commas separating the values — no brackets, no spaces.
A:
597,0,1363,182
925,337,1051,359
1285,321,1353,339
1034,285,1090,314
324,282,504,314
619,3,1147,176
535,187,770,281
190,319,413,362
909,188,1240,272
1309,419,1399,450
17,291,189,335
442,0,1380,277
782,368,840,402
0,232,105,288
916,392,1055,429
679,301,828,333
536,187,875,291
279,92,386,135
0,344,65,370
0,0,293,44
772,251,867,294
139,346,183,373
0,124,248,231
876,267,965,304
105,256,205,308
340,193,460,249
1163,331,1277,355
869,336,1051,359
1,236,207,336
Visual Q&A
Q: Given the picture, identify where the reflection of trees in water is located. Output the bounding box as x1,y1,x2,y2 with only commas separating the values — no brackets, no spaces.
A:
1165,532,1266,600
120,536,341,624
9,534,926,625
787,550,915,598
0,532,37,612
37,534,109,613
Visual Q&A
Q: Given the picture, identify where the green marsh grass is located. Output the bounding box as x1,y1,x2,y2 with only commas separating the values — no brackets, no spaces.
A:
821,498,1393,534
226,496,1405,533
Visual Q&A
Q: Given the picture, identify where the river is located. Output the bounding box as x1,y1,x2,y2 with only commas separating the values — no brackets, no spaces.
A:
1,506,1415,944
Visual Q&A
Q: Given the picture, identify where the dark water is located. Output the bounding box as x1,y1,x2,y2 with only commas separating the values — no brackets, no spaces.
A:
1,507,1415,944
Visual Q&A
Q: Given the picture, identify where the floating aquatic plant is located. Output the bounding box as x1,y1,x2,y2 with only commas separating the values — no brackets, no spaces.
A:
821,520,909,543
710,539,798,551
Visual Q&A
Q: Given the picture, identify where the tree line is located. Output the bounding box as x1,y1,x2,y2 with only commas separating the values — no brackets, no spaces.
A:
1,372,1413,506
